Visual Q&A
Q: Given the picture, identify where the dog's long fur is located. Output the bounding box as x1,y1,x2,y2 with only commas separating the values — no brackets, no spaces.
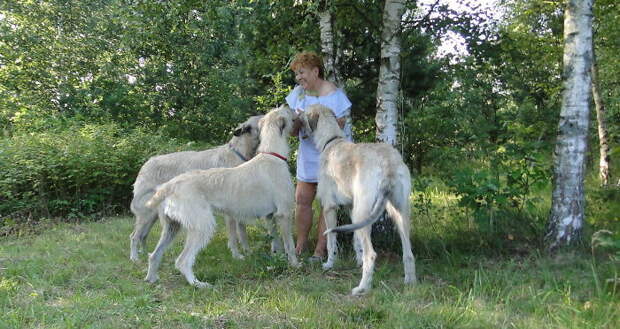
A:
129,115,264,262
301,104,416,296
143,105,299,288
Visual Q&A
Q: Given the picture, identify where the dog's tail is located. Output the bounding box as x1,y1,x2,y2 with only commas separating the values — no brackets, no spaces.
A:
145,184,170,209
324,187,388,234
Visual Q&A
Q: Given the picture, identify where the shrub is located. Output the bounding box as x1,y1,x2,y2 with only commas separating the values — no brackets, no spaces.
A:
0,123,194,222
445,143,550,242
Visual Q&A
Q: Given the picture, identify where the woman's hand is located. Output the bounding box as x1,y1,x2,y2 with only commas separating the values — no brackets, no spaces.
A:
336,116,346,129
291,111,302,137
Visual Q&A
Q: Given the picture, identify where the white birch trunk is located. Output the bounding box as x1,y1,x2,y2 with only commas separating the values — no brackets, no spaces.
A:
371,0,405,247
375,0,405,146
318,9,341,86
546,0,593,250
318,3,353,139
591,45,611,186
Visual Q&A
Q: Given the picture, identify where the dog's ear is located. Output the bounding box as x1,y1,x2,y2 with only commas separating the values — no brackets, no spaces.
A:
278,116,287,135
307,111,319,132
286,105,298,121
258,117,265,132
299,112,313,134
233,124,251,136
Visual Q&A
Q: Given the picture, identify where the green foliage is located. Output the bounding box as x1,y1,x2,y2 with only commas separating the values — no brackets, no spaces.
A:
0,122,190,221
592,230,620,262
587,184,620,232
446,143,549,234
253,71,293,113
594,0,620,144
0,0,255,142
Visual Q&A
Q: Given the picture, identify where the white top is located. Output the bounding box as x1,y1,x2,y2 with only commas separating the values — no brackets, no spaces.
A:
286,85,352,183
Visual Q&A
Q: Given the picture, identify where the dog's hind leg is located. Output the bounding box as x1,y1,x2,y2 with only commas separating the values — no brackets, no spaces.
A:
351,227,376,296
386,200,416,285
322,205,339,270
236,221,250,254
225,215,244,259
175,228,214,288
353,233,363,267
351,226,377,296
145,215,180,283
130,209,157,262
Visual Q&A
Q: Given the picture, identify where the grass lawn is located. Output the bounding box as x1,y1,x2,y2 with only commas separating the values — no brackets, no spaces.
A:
0,216,618,329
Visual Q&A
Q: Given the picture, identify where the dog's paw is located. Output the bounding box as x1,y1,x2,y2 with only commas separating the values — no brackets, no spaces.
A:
351,286,369,296
144,275,159,284
404,275,417,285
271,243,283,254
191,280,212,289
322,261,334,270
232,253,245,260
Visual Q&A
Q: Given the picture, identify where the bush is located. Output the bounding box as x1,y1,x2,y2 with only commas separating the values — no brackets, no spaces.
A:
0,123,194,222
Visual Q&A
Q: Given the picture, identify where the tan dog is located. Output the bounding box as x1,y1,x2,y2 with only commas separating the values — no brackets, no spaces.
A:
144,105,299,288
301,104,416,295
129,115,271,262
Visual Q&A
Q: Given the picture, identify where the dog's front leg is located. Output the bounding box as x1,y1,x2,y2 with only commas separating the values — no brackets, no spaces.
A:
274,213,300,268
264,218,284,254
322,206,339,270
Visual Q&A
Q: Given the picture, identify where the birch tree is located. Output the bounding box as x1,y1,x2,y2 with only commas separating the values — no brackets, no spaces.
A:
371,0,405,248
317,0,342,86
375,0,406,146
546,0,593,250
591,42,611,186
316,0,354,140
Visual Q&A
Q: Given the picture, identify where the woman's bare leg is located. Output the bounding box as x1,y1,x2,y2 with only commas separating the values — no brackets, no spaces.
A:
295,181,317,255
313,208,327,258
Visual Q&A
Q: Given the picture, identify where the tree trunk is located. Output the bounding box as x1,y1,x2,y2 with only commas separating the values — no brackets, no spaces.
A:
546,0,593,251
317,0,356,248
318,4,341,87
372,0,405,251
591,42,611,186
317,1,353,139
375,0,405,146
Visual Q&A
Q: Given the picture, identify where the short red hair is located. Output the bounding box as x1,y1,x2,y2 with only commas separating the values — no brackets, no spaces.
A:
290,51,325,79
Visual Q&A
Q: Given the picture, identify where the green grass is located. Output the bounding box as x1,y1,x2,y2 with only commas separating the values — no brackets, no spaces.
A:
1,215,617,329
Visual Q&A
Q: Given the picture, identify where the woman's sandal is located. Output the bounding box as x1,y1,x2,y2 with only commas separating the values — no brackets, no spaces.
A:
307,255,325,263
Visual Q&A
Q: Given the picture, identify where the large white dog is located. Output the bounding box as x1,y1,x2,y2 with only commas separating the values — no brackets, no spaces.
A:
129,115,266,262
144,105,299,288
301,104,416,295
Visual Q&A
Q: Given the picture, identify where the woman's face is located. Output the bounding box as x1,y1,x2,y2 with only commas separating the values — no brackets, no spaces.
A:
294,65,320,91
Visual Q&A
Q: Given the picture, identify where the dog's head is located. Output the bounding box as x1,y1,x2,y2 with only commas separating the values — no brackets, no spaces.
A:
233,114,263,138
299,104,334,134
259,104,296,136
231,114,263,155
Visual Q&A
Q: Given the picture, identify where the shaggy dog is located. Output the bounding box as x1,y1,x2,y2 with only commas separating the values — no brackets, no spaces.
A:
129,115,270,262
301,104,416,295
144,105,299,287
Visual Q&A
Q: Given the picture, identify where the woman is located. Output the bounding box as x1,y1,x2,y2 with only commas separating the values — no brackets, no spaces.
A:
286,51,352,262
